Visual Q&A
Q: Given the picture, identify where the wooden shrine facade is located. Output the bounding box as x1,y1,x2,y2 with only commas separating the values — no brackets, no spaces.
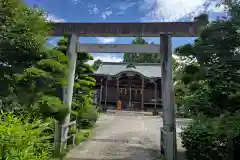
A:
93,62,162,111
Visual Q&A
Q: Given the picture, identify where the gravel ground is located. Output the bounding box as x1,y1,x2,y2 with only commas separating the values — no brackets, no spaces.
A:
65,113,190,160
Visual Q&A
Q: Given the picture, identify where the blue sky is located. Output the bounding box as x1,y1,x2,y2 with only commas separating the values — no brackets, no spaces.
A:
23,0,226,64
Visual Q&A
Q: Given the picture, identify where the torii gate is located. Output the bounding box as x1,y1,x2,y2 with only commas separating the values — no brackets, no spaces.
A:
51,21,201,160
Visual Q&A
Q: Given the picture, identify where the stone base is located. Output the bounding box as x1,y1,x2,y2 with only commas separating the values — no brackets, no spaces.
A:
152,110,159,116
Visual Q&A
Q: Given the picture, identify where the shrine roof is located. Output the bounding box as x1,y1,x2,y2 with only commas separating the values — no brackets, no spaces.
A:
94,62,161,78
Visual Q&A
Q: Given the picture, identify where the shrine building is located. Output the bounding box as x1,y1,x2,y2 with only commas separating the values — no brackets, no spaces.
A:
93,62,162,111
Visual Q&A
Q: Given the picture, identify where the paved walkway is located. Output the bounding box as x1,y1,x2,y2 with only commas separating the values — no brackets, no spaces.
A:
65,113,190,160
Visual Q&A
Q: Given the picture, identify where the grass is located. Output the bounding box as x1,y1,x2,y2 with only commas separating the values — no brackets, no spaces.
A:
75,128,93,145
51,128,93,160
98,112,105,115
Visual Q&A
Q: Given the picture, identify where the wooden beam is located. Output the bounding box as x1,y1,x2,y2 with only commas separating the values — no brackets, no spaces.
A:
77,44,160,53
51,22,199,37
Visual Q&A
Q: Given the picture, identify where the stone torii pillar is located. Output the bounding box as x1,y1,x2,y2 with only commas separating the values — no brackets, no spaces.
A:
160,34,177,160
54,34,78,153
63,34,78,123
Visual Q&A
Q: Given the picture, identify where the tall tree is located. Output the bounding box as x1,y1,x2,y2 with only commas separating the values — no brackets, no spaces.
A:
123,37,161,63
179,4,240,159
0,0,71,121
175,12,240,117
0,0,50,98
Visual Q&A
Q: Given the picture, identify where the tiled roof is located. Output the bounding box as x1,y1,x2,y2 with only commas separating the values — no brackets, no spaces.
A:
94,62,161,78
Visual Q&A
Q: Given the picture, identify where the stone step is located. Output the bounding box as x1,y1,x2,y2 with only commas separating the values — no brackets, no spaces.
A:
106,110,163,116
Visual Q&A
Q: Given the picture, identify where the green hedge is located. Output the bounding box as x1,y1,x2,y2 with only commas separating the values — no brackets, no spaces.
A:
180,113,240,160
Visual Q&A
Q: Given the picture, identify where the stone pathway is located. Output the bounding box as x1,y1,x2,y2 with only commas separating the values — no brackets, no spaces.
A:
64,113,189,160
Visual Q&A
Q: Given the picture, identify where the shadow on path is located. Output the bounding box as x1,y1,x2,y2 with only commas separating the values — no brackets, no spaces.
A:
65,145,186,160
177,150,186,160
65,146,159,160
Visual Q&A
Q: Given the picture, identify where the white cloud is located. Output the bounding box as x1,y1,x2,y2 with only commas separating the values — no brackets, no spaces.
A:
113,2,137,15
118,2,137,10
69,0,84,5
96,37,116,44
140,0,224,22
101,10,113,19
116,11,125,15
46,14,65,22
88,4,99,15
207,2,226,12
88,54,123,65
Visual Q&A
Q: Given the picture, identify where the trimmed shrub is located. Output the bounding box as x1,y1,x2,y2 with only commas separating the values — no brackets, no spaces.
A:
75,129,92,145
180,113,240,160
77,105,99,129
180,118,217,160
75,131,86,145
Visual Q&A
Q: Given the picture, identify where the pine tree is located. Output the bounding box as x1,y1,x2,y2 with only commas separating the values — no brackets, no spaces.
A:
55,37,97,128
92,59,102,71
15,46,69,121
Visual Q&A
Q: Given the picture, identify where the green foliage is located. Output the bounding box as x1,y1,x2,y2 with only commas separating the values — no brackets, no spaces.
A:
75,131,86,145
14,47,69,120
38,96,69,122
175,6,240,117
0,0,98,158
123,37,161,63
55,37,97,129
77,105,98,129
0,0,69,121
92,59,102,71
177,2,240,160
0,113,53,160
0,0,50,73
0,0,45,101
181,113,240,160
69,125,77,135
75,129,92,145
